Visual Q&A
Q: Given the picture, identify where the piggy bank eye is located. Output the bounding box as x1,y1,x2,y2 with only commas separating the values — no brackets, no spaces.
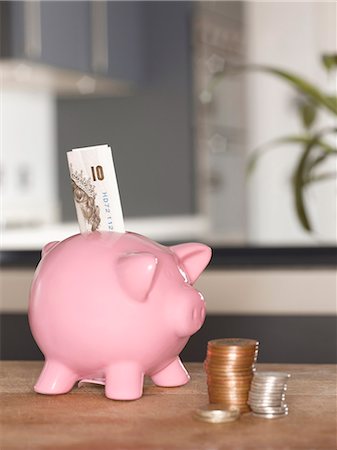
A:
178,266,189,284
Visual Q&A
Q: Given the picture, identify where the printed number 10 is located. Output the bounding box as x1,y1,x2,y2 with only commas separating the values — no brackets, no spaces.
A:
91,166,104,181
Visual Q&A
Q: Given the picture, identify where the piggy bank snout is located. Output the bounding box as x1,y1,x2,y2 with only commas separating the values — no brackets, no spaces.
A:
192,297,206,326
173,288,206,338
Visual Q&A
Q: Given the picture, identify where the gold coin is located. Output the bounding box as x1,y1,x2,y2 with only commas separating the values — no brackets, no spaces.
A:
207,360,256,366
209,394,249,400
207,346,258,353
207,352,257,359
207,343,259,353
239,407,251,414
206,367,255,373
210,397,249,403
208,390,249,397
208,385,251,391
208,386,248,392
207,351,256,356
207,393,248,400
206,352,257,357
208,370,254,376
207,377,252,384
207,374,253,382
206,363,255,369
207,383,252,390
193,404,240,423
207,345,258,352
208,399,249,411
206,367,254,373
208,338,259,347
209,393,249,398
206,358,257,366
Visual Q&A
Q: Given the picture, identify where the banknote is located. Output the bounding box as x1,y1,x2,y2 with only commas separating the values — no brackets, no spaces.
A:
67,144,125,233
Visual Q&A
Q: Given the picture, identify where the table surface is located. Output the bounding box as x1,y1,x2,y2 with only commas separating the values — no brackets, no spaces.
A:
1,362,336,450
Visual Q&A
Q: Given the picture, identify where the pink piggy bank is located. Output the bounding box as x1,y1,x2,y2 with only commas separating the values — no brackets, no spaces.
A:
29,231,211,400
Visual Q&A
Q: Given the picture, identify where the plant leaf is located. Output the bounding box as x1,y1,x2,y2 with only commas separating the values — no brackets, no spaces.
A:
298,102,317,129
292,130,337,231
305,150,336,177
247,132,337,176
306,153,329,176
212,65,337,115
247,135,312,175
304,172,337,185
292,143,314,231
325,95,337,112
321,54,337,72
256,66,337,115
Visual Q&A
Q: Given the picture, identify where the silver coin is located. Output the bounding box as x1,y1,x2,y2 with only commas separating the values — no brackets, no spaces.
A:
254,371,290,377
252,407,288,414
252,376,288,381
250,392,286,398
250,390,284,395
251,381,287,387
250,394,285,399
250,400,285,406
249,394,286,401
249,398,285,404
251,388,287,395
249,389,286,395
250,387,287,393
251,386,287,392
251,405,288,414
249,403,284,409
252,378,288,383
249,400,285,406
249,403,284,408
250,391,286,397
251,381,288,388
252,411,288,419
252,376,288,382
254,372,290,380
250,386,287,392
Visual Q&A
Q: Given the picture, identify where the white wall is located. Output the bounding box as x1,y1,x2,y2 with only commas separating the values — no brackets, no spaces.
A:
1,88,59,227
244,2,336,245
2,267,336,315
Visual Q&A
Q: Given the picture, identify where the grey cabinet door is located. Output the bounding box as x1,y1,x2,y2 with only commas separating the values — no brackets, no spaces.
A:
2,1,146,82
106,1,145,83
39,1,90,72
2,1,90,72
57,2,195,221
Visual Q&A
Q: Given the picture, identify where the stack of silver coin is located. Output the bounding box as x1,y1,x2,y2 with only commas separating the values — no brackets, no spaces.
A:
248,371,290,419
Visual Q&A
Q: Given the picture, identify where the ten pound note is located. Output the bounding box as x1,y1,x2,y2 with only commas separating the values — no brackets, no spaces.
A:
67,144,125,234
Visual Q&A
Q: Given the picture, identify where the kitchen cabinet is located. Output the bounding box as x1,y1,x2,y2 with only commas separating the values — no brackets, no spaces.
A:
39,1,91,73
2,1,90,72
1,1,145,83
107,2,145,83
57,2,194,220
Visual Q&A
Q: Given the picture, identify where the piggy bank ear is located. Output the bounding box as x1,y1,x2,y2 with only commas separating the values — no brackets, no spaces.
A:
170,243,212,284
116,252,158,302
41,241,59,258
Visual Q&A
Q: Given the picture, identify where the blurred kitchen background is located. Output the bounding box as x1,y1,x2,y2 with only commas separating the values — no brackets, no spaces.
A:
1,1,336,362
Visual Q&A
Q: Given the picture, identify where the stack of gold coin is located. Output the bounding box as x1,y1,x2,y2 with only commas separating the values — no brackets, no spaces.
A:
204,338,259,413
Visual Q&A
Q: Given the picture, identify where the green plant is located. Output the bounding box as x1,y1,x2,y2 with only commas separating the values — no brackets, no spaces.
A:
206,54,337,232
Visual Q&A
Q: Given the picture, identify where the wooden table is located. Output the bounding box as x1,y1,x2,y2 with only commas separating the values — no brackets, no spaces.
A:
1,362,336,450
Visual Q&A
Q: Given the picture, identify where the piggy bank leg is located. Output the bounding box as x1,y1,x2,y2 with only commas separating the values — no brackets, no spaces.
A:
34,360,78,395
105,362,144,400
151,357,190,387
